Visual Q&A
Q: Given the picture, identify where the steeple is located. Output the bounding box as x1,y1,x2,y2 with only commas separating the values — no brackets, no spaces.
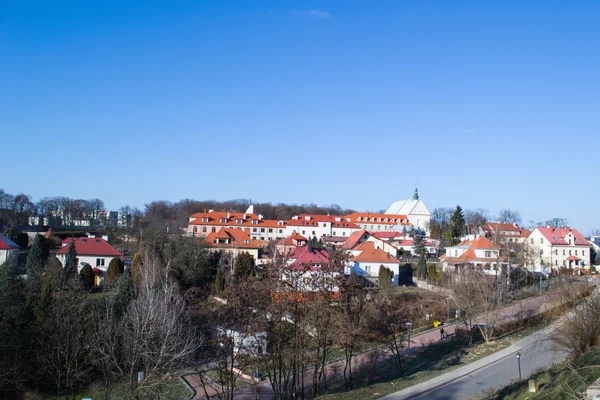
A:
413,187,419,201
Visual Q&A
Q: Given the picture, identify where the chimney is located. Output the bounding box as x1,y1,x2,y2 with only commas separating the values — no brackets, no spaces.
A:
243,214,247,219
227,212,230,219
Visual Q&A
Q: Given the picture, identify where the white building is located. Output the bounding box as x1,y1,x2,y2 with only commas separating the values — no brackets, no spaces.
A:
385,188,431,232
0,235,19,265
345,241,400,285
285,214,360,240
56,236,122,286
442,236,501,275
344,213,411,233
524,227,591,273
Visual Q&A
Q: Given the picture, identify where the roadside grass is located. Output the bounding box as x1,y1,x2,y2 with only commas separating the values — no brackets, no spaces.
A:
483,346,600,400
316,320,548,400
44,379,191,400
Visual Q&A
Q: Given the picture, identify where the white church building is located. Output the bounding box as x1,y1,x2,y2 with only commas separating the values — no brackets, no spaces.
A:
385,188,431,233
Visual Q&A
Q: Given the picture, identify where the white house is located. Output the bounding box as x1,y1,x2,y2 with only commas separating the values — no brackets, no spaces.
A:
385,188,431,233
56,236,122,286
216,327,268,356
343,213,411,233
442,236,501,275
345,241,400,284
0,235,19,265
524,227,591,273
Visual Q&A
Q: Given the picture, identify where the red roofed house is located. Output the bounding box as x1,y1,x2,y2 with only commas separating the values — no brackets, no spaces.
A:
525,227,591,273
285,214,360,240
442,236,501,275
276,233,308,256
281,246,340,292
187,205,287,242
0,235,19,264
346,241,400,285
482,222,531,245
204,228,261,261
56,236,122,286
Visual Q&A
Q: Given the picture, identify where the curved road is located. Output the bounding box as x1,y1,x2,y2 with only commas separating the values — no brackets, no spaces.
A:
382,318,569,400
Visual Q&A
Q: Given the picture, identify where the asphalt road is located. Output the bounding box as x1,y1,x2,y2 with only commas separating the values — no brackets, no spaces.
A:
382,325,569,400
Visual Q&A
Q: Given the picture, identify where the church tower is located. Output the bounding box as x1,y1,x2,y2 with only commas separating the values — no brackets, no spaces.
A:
413,187,419,201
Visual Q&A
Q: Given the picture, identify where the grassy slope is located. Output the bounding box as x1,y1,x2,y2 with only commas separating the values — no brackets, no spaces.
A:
45,379,192,400
484,346,600,400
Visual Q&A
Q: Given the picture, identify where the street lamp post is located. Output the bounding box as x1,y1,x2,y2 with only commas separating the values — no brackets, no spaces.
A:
406,322,413,354
516,352,522,380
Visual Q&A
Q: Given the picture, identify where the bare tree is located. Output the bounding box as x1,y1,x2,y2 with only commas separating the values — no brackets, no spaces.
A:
497,209,522,225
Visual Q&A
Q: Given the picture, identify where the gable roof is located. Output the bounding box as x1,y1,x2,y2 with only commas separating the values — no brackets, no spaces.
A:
342,230,369,250
288,246,330,269
56,237,122,257
483,222,521,234
536,227,590,246
278,233,308,246
353,244,398,264
470,236,498,249
204,228,261,249
0,235,19,250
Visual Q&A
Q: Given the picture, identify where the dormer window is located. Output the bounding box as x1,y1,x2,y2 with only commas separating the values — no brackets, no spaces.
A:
252,220,258,224
370,217,375,222
220,218,227,223
391,218,395,222
202,217,209,222
82,238,87,243
384,218,388,222
236,219,243,224
243,240,249,244
377,218,381,222
357,217,361,222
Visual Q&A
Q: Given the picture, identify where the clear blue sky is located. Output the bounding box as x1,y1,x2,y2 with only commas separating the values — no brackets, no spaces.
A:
1,1,599,232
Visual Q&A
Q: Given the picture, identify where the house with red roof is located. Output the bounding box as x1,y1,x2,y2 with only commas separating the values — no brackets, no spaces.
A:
285,214,360,240
56,236,122,286
482,222,531,245
442,236,502,274
343,230,400,258
344,213,411,233
276,233,308,256
345,241,400,284
525,227,590,273
204,228,261,260
281,246,340,292
0,235,19,265
187,205,287,242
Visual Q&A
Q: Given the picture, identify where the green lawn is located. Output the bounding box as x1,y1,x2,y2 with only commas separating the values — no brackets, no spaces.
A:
484,347,600,400
317,320,549,400
44,379,191,400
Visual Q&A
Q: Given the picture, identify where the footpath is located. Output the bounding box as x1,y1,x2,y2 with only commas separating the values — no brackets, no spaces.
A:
182,290,561,399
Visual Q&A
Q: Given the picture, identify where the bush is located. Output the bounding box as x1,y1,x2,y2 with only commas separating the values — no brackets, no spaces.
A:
105,258,124,288
79,264,94,290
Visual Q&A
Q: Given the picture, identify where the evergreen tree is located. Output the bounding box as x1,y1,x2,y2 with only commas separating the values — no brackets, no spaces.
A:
113,273,134,316
26,234,45,292
378,265,393,287
417,253,427,279
450,205,466,245
234,252,255,279
105,258,124,288
214,267,224,296
63,240,78,283
79,264,94,290
130,252,142,284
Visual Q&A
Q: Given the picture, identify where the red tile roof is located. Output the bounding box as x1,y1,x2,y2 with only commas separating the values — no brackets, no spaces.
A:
353,243,398,264
344,213,410,226
470,236,498,249
537,227,590,246
372,231,406,240
483,222,521,234
342,230,369,250
288,246,330,270
56,237,122,257
567,255,582,261
0,235,19,250
287,214,359,229
204,228,261,249
188,210,286,229
278,233,307,246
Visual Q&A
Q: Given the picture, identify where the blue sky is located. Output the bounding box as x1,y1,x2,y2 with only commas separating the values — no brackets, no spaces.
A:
1,1,599,232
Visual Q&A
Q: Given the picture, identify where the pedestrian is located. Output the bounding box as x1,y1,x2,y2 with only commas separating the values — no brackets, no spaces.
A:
440,327,446,340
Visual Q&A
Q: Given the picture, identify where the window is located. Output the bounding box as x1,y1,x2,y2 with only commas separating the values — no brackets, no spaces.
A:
279,229,283,233
569,250,572,255
202,226,207,233
540,238,543,244
556,260,558,266
485,251,492,257
563,249,566,255
583,250,586,256
540,249,544,256
455,250,458,256
211,227,216,232
555,249,558,255
322,223,326,227
312,231,316,235
96,258,105,267
569,239,572,245
260,237,265,240
253,228,257,232
365,266,370,273
268,228,273,233
343,232,346,236
333,231,337,236
302,230,306,235
576,250,578,256
243,240,249,244
531,238,534,244
261,228,265,232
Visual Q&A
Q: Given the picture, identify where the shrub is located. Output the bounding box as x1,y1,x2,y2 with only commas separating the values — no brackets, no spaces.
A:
79,264,94,290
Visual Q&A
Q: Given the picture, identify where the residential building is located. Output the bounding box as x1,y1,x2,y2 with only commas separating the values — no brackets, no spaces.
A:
0,235,19,264
442,236,501,275
384,188,431,232
343,230,400,258
396,238,437,256
481,222,531,245
187,206,287,241
204,228,261,260
282,246,340,292
345,241,400,284
343,213,410,233
276,233,308,256
525,227,591,273
285,214,360,240
56,236,122,286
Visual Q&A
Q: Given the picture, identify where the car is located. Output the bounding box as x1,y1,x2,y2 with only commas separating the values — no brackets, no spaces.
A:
472,323,494,332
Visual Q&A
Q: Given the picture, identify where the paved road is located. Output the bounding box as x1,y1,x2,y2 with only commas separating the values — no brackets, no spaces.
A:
381,314,570,400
